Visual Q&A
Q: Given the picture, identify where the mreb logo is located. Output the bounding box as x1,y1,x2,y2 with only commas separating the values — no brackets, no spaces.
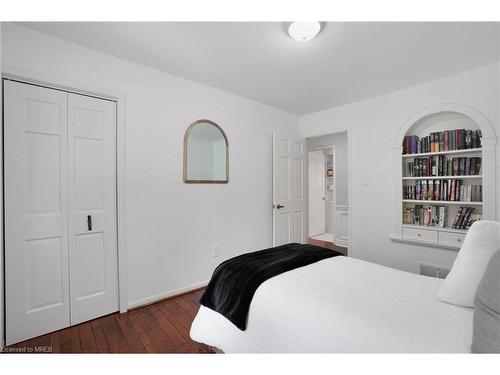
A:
34,346,53,353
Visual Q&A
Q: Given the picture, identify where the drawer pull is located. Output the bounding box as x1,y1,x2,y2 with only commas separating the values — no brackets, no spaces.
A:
457,238,461,242
417,233,422,237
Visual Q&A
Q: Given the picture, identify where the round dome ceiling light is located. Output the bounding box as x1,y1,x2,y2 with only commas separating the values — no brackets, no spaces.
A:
288,22,321,42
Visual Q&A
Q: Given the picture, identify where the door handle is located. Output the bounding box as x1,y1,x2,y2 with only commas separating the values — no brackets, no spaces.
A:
87,215,92,231
276,204,285,209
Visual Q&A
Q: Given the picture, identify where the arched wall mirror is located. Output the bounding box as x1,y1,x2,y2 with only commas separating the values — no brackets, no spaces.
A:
183,119,229,183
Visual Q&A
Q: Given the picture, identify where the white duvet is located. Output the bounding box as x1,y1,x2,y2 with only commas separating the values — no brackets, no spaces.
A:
190,256,473,353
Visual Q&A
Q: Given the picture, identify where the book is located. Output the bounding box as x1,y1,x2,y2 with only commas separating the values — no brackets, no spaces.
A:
438,206,446,228
423,206,432,226
458,207,471,229
465,130,472,149
473,158,482,175
452,207,464,228
434,180,440,200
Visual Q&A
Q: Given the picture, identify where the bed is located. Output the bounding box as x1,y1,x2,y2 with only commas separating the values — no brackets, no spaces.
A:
190,255,473,353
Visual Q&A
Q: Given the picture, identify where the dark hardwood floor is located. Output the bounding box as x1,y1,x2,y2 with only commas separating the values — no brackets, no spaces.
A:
308,237,348,256
4,288,214,354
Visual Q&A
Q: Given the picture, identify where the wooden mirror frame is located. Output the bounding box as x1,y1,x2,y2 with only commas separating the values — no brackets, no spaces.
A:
183,119,229,183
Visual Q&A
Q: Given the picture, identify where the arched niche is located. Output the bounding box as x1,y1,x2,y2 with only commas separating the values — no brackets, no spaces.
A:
391,103,497,247
394,103,497,149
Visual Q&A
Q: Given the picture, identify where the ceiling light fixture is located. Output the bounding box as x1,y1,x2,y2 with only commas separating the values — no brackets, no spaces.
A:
288,22,321,42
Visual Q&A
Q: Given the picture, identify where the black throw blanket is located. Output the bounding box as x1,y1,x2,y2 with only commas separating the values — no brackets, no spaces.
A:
200,243,342,330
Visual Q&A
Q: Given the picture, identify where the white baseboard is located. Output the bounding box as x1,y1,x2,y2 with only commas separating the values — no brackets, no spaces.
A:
334,238,348,247
127,280,209,310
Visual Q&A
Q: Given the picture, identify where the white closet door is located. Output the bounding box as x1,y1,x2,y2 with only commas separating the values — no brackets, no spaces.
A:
4,80,70,345
68,93,118,325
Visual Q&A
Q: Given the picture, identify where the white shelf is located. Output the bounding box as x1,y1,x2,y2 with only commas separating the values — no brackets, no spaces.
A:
403,199,482,206
402,148,482,158
402,175,482,180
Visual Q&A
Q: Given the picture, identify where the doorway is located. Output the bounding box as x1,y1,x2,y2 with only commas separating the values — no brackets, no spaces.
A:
306,132,348,253
308,147,335,239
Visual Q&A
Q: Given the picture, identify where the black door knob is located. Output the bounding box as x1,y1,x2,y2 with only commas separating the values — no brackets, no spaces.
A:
87,215,93,231
276,204,285,209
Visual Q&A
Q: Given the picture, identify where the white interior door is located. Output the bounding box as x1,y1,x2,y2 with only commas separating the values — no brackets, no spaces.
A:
68,93,118,325
273,133,306,246
4,80,70,345
308,150,325,236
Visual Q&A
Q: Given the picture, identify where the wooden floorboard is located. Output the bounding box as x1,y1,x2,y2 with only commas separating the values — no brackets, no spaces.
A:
115,313,147,353
49,331,62,353
60,325,82,353
90,318,111,353
100,314,135,353
147,305,186,347
78,322,98,353
4,288,214,354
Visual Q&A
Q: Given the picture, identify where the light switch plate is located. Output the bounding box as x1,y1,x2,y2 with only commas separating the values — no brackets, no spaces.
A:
211,245,220,257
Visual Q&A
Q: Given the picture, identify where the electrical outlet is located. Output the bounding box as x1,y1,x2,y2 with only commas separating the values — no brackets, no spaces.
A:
211,245,220,257
419,262,450,279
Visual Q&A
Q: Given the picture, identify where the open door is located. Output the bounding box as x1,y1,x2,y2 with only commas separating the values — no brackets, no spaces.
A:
308,150,326,236
273,132,307,246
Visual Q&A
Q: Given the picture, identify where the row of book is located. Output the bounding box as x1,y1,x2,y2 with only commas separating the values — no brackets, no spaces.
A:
403,180,482,202
406,156,481,177
402,205,481,230
452,207,482,230
403,129,482,155
403,205,447,227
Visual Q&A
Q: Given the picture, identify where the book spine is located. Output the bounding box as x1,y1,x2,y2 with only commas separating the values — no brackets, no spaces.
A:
434,179,440,200
439,206,445,228
452,207,463,228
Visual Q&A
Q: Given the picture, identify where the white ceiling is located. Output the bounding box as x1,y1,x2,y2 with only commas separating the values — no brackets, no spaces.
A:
20,22,500,115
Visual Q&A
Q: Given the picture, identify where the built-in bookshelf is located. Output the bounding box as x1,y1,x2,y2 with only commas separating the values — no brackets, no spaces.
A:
400,128,483,249
390,105,496,250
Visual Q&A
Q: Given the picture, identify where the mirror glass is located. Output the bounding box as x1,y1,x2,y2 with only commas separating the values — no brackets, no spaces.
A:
184,120,228,183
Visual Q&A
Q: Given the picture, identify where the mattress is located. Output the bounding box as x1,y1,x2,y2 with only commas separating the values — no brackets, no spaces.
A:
190,256,473,353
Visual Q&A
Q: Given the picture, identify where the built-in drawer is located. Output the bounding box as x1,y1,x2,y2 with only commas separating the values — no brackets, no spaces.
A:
439,231,466,247
402,227,438,243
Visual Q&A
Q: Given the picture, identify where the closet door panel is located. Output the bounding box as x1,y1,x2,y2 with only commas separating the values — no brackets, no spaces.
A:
4,80,70,345
68,93,118,325
26,237,65,311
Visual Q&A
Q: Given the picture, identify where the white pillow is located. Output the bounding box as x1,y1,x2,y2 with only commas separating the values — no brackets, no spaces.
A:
437,220,500,307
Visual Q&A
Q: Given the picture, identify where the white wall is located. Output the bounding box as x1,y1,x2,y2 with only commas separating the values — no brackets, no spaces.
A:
300,62,500,273
1,23,300,308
